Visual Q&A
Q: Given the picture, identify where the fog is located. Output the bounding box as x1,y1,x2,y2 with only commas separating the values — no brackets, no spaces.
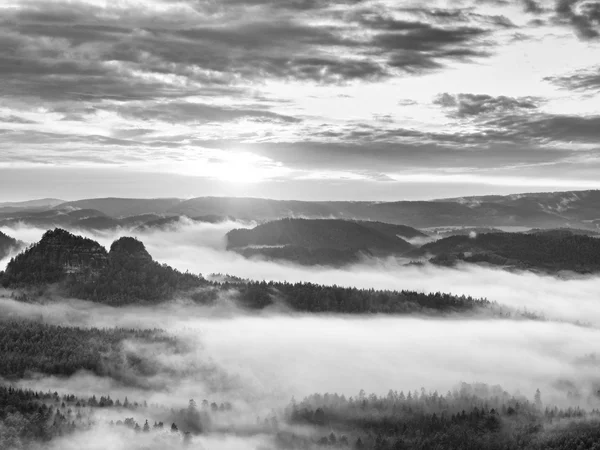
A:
33,424,273,450
2,295,600,408
3,221,600,325
3,221,600,448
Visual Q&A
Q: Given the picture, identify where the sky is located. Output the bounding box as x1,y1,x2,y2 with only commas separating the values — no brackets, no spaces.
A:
0,0,599,201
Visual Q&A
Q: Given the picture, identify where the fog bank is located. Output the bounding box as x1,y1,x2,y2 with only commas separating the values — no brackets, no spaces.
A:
3,222,600,326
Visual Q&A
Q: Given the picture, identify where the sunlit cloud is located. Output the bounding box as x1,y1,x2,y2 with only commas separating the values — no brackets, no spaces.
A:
0,0,598,198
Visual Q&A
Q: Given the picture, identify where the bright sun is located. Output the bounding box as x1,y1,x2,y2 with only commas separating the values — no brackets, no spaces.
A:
205,151,291,184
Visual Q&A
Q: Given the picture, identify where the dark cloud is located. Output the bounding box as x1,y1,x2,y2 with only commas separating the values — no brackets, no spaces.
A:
0,115,37,124
191,138,580,174
555,0,600,39
483,113,600,143
545,65,600,91
522,0,544,14
116,102,302,124
434,93,539,117
0,0,498,108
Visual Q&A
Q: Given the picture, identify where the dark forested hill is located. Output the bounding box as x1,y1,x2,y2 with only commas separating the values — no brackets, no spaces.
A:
415,231,600,273
0,321,179,383
226,218,416,265
0,229,204,303
0,228,500,316
0,228,108,286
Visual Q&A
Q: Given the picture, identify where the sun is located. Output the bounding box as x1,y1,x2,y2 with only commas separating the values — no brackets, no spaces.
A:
206,151,291,184
210,161,265,183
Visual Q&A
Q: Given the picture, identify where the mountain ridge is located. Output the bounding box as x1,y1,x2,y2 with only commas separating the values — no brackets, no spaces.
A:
1,189,599,230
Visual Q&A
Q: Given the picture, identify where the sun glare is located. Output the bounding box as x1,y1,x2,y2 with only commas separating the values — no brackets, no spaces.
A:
170,150,292,183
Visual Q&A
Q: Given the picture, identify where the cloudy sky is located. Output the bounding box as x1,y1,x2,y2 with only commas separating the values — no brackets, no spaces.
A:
0,0,599,201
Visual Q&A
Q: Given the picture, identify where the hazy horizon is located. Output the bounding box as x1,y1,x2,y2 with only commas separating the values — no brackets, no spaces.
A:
2,185,600,205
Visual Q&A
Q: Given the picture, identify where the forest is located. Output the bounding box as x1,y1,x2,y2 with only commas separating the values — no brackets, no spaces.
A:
218,280,493,314
421,232,600,273
1,226,599,449
0,229,497,315
4,380,600,450
0,321,183,385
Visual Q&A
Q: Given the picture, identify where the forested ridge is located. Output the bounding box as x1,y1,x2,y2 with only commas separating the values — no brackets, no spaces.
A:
0,385,231,449
0,229,496,315
420,232,600,273
0,229,205,304
0,321,182,384
226,218,415,256
282,385,600,450
216,280,492,314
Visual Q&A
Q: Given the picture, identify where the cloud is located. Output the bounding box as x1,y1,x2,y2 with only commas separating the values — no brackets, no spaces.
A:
484,113,600,143
522,0,544,14
555,0,600,39
115,102,302,124
545,65,600,91
0,0,499,108
0,114,38,124
434,92,539,117
0,0,597,195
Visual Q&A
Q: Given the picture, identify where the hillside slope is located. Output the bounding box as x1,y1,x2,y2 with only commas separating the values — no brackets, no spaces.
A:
0,230,23,261
227,218,416,265
440,190,600,224
415,231,600,273
0,229,204,303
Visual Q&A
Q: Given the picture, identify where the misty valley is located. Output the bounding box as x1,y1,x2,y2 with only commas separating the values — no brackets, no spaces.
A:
2,193,600,449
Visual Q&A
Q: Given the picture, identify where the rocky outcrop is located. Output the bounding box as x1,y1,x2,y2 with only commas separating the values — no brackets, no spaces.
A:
1,229,204,303
109,237,153,263
35,228,109,272
1,229,109,285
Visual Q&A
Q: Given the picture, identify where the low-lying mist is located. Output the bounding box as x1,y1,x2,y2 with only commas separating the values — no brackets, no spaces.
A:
2,295,600,409
3,220,600,325
4,220,600,450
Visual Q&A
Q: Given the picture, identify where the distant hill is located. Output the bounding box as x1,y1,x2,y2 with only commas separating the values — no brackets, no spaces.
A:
117,214,164,228
2,189,600,230
0,198,64,212
427,227,507,239
0,208,107,229
134,214,232,232
0,229,204,304
525,228,600,237
439,190,600,224
55,198,183,218
157,192,599,228
227,218,415,265
73,216,122,230
413,231,600,274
